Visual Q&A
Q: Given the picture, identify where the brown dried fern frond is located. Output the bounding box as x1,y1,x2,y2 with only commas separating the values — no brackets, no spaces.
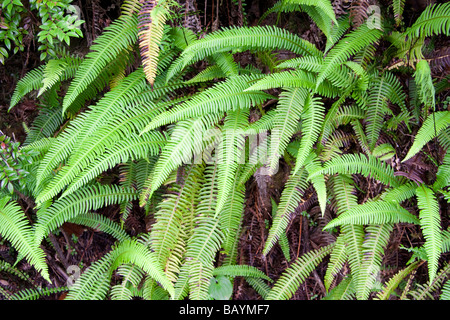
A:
138,0,171,87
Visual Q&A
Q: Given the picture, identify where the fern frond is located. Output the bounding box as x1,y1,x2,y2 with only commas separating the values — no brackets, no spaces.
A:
68,212,131,242
62,14,138,113
322,276,355,300
150,164,204,269
24,106,63,146
213,265,272,282
138,0,172,86
0,197,50,282
416,184,442,282
59,131,166,199
414,59,435,113
309,153,401,188
324,200,420,231
329,174,363,284
267,87,309,174
219,172,246,264
403,111,450,163
408,263,450,300
9,65,45,110
186,165,225,300
38,56,82,98
324,233,347,291
263,167,309,256
166,25,322,82
33,184,137,246
245,69,339,98
139,114,221,207
9,286,68,300
66,238,174,299
35,68,148,193
142,74,272,132
293,95,325,174
216,108,249,215
392,0,405,26
405,2,450,38
266,244,334,300
316,22,383,89
375,261,420,300
357,223,393,300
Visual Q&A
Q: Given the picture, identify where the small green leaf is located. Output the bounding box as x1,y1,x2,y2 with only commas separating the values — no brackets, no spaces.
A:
208,276,233,300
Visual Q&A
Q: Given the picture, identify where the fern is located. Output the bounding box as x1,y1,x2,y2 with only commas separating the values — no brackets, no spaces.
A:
309,153,401,188
263,167,309,255
357,223,393,300
166,25,322,82
138,0,173,87
142,74,272,132
324,200,420,230
403,111,450,163
33,184,137,246
66,238,174,299
267,87,309,174
404,2,450,38
266,244,334,300
0,197,50,282
62,14,138,113
416,184,442,282
316,22,383,89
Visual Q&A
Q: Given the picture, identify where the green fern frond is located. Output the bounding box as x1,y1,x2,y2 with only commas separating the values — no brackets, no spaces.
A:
213,265,272,282
186,166,225,300
62,14,138,113
267,87,309,174
416,184,442,282
329,174,363,284
9,65,45,110
142,74,272,132
68,212,131,242
414,59,435,113
309,153,401,188
139,113,222,207
324,233,347,291
9,286,68,300
33,184,138,246
24,106,63,146
322,276,355,300
216,108,249,215
357,223,393,300
408,263,450,300
59,131,166,199
150,164,204,269
324,200,420,231
316,22,383,89
66,238,174,300
403,111,450,163
38,55,82,98
263,167,309,256
293,95,325,174
434,150,450,191
245,69,340,98
405,2,450,38
266,244,334,300
35,68,148,193
381,182,417,203
0,197,50,282
166,25,322,82
375,261,420,300
392,0,405,26
440,279,450,300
